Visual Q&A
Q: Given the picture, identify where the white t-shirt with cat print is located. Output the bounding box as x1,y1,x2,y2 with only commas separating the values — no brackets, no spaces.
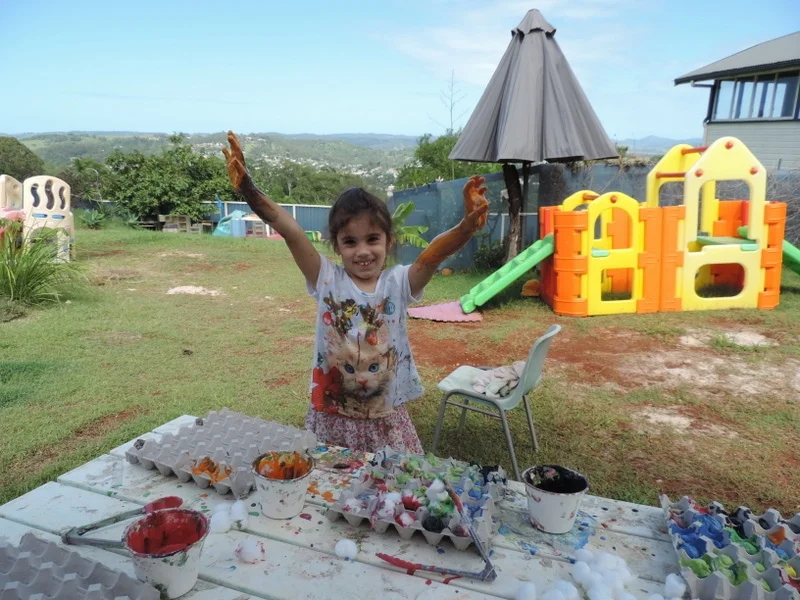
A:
307,256,424,420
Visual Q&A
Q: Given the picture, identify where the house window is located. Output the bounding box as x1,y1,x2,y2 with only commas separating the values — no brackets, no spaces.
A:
712,70,800,121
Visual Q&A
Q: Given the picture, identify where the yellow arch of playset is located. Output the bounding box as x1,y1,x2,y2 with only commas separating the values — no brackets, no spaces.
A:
538,136,788,316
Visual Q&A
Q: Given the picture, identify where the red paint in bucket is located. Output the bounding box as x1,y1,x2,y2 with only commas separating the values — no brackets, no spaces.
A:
125,508,208,557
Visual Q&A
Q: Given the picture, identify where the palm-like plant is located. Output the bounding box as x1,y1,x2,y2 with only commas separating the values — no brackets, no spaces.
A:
0,217,83,305
391,201,429,249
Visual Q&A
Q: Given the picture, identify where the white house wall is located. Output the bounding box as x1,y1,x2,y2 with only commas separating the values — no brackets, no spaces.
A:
704,121,800,169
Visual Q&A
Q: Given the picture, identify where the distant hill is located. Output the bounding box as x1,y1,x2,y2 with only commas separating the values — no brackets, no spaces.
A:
616,135,704,155
7,131,419,172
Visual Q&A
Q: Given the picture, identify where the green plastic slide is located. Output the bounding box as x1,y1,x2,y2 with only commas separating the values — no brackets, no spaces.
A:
736,226,800,277
461,234,555,313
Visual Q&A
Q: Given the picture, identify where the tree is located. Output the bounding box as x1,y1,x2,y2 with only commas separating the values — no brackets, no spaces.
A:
391,201,428,248
0,137,45,180
394,133,500,190
430,71,469,135
103,140,237,219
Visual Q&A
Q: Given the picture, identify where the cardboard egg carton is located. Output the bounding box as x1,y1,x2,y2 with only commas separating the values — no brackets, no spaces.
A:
0,532,159,600
660,495,800,600
325,457,502,552
124,408,316,497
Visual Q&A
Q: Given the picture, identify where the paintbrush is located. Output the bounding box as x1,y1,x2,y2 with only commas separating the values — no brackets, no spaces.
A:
444,482,496,579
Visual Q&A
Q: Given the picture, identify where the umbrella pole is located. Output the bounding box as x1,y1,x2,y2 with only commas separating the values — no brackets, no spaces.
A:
502,164,523,263
521,161,530,250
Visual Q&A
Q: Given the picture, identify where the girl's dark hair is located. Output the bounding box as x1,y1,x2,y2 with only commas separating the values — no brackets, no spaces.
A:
328,188,393,247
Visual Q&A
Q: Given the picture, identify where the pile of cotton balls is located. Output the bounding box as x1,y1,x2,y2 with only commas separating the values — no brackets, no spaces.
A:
515,549,688,600
209,499,250,533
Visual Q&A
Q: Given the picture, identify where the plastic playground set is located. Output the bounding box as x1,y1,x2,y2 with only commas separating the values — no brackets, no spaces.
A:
0,174,74,261
458,137,800,318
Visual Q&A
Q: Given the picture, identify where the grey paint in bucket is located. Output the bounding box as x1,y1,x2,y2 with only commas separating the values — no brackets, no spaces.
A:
522,465,589,534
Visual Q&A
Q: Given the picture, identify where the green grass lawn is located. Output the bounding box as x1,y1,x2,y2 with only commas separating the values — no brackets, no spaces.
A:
2,227,799,515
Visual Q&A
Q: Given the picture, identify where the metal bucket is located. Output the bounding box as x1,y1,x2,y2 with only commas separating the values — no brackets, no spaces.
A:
123,508,209,599
252,451,315,519
521,465,588,534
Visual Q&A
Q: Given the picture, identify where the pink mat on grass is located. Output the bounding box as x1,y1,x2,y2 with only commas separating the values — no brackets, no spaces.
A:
407,301,483,322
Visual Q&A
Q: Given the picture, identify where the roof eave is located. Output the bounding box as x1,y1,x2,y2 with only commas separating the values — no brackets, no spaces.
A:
675,59,800,85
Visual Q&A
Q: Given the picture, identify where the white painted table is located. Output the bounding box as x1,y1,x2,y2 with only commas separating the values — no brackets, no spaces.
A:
0,415,679,599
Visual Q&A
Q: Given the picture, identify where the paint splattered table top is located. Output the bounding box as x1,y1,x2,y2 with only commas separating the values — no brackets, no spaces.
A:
0,415,679,599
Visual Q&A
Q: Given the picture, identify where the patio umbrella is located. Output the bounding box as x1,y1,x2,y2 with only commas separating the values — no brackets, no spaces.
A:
450,9,617,259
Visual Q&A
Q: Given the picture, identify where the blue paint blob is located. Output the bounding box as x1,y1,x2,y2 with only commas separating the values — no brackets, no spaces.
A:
519,541,539,555
498,523,512,536
315,445,329,452
436,547,445,554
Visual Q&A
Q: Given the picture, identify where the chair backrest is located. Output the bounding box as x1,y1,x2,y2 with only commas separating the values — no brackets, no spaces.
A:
23,176,71,218
0,175,23,210
505,324,561,407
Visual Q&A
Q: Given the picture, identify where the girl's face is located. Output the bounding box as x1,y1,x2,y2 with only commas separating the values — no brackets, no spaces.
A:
335,215,391,287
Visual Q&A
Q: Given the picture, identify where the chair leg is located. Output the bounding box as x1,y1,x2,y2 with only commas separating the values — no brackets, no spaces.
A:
431,392,452,453
523,395,539,452
499,409,521,481
457,399,470,433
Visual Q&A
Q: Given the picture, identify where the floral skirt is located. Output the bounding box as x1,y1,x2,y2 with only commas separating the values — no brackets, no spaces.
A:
305,406,423,454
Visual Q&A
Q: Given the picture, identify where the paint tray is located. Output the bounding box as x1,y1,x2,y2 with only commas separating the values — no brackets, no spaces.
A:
125,408,317,497
0,532,160,600
325,448,506,552
660,495,800,600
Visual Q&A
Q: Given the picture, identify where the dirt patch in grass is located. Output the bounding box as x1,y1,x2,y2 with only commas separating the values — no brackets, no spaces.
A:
547,327,663,391
73,408,142,439
265,376,293,388
234,263,252,272
89,249,126,258
631,405,738,439
90,267,142,285
184,262,222,272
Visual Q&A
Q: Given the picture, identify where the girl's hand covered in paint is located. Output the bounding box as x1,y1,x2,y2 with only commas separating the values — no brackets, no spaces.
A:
222,131,251,192
462,175,489,232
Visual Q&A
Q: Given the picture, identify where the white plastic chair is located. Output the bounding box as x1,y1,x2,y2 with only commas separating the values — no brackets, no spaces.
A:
431,324,561,480
0,175,23,210
22,176,74,261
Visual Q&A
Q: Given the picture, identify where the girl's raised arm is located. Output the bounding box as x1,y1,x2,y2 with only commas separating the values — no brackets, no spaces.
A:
223,131,321,286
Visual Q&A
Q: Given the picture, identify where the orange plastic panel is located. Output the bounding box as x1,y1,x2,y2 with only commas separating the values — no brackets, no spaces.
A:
759,202,787,310
637,207,662,313
660,206,685,312
552,210,588,316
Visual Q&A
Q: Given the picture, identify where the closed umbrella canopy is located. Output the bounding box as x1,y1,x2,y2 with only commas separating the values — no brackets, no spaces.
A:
450,9,617,164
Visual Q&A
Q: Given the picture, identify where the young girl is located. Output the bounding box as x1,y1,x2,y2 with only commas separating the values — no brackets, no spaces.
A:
223,131,489,453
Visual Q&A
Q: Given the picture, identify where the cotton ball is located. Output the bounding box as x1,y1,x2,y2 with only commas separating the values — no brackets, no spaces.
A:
426,479,445,501
597,552,619,571
584,573,605,590
542,589,566,600
385,491,402,504
648,594,665,600
209,510,231,533
233,538,265,563
575,548,595,564
587,584,614,600
229,499,249,530
554,579,580,600
664,574,686,599
573,561,592,586
516,582,537,600
601,569,625,594
213,502,231,514
619,568,635,584
334,539,358,560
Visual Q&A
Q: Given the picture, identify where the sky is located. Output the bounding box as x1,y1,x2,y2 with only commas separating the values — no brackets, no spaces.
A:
1,0,798,141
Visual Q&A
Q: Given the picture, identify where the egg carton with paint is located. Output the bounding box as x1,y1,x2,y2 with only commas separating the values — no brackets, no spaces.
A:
0,532,160,600
660,495,800,600
325,471,497,552
370,446,507,502
125,408,316,497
